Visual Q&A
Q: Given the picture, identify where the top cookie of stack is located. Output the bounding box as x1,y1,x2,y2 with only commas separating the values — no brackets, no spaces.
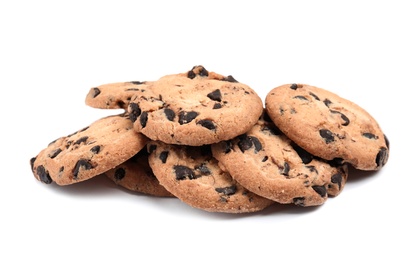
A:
86,65,263,146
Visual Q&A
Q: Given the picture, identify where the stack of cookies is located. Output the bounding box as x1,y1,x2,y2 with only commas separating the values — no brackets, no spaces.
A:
30,65,390,213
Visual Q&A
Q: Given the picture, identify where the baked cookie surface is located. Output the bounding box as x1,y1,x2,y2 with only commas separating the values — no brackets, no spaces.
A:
85,81,152,110
265,83,389,171
127,66,263,146
30,114,148,185
147,141,274,213
105,149,173,197
211,114,348,206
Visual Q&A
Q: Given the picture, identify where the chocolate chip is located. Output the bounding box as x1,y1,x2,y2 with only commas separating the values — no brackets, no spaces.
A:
290,83,298,90
292,144,313,164
251,136,262,152
362,133,378,139
331,173,343,190
330,110,350,126
312,186,327,197
30,157,36,172
37,165,53,184
309,92,320,100
262,156,268,162
159,151,169,163
195,163,211,176
49,148,62,159
174,165,196,180
148,144,157,153
213,103,222,109
187,70,196,79
130,81,144,85
207,89,222,102
223,141,233,153
74,136,88,145
90,145,101,154
293,197,305,206
319,129,335,143
222,75,238,83
140,111,148,128
197,119,216,130
293,95,309,101
164,108,175,121
323,99,332,107
237,135,252,152
91,88,101,98
178,111,198,125
215,185,237,196
73,159,93,178
376,147,388,168
198,67,209,77
280,162,290,176
129,103,141,122
114,168,126,180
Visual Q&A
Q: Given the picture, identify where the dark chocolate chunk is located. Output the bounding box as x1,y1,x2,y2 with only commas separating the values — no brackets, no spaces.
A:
130,81,144,85
90,145,101,154
251,136,262,152
323,99,332,107
330,110,350,126
292,144,313,164
293,95,309,101
91,88,101,98
213,103,222,109
30,157,36,172
129,103,141,122
198,67,209,77
309,92,320,101
73,159,93,178
319,129,335,144
164,108,175,121
174,165,196,180
222,75,238,83
312,185,327,197
331,173,343,190
293,197,305,206
215,185,237,196
114,168,126,180
223,141,233,154
37,165,53,184
197,119,216,130
195,163,211,176
237,134,253,153
49,148,62,159
290,83,298,90
187,70,196,79
262,156,268,162
207,89,222,102
376,147,388,168
362,133,378,139
280,162,290,176
140,111,148,128
159,151,169,163
178,111,198,125
74,136,88,145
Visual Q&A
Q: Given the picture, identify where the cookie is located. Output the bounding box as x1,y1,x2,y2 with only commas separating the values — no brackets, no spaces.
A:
211,113,348,206
85,81,152,110
265,83,389,171
105,149,173,197
30,114,148,185
127,65,263,146
147,141,274,213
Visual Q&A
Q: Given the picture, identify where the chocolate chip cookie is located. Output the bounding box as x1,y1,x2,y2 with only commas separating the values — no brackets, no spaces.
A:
127,65,263,146
30,114,148,185
211,113,348,206
105,149,173,197
265,83,389,171
147,141,274,213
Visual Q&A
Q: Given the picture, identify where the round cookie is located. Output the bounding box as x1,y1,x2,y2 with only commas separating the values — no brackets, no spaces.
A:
265,83,389,171
105,149,173,197
127,65,263,146
147,141,274,213
211,113,349,207
85,81,152,110
30,113,148,185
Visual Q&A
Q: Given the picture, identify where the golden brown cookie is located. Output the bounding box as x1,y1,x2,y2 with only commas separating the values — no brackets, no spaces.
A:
127,65,263,146
30,114,148,185
265,83,389,171
147,141,274,213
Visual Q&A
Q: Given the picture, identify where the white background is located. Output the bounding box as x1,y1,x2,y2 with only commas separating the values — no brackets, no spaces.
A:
1,0,411,259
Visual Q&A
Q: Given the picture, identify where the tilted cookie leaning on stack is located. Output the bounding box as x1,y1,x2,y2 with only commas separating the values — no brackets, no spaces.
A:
30,65,390,213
